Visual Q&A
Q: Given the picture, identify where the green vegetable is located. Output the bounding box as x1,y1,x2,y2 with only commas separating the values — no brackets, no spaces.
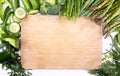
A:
40,6,48,15
0,43,12,63
12,15,21,23
21,0,32,12
57,0,66,5
0,50,12,63
39,0,44,4
60,0,81,19
2,7,13,30
10,0,19,11
3,38,19,49
0,3,3,20
15,7,26,19
29,0,40,10
48,5,61,15
8,22,20,34
29,10,39,14
6,13,13,24
46,0,56,5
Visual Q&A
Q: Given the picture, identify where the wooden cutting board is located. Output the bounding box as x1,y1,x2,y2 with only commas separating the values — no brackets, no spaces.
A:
21,15,102,70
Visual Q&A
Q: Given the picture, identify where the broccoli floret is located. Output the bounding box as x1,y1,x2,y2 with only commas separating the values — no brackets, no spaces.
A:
40,6,48,15
48,5,61,15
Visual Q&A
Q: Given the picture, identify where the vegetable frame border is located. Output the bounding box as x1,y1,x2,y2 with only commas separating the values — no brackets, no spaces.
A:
0,0,120,76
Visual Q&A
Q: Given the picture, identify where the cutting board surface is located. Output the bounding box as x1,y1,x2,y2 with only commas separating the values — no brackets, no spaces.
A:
21,15,102,69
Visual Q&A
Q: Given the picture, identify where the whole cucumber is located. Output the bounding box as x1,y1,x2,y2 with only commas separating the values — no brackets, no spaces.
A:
29,0,40,10
21,0,32,12
10,0,19,11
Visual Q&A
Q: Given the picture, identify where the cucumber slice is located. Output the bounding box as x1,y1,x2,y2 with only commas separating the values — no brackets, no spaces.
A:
3,38,19,49
9,22,20,33
12,15,21,23
29,10,39,14
15,7,26,19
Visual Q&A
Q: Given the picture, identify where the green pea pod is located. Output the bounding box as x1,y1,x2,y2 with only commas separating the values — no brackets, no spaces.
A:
10,0,19,11
21,0,32,12
29,0,40,10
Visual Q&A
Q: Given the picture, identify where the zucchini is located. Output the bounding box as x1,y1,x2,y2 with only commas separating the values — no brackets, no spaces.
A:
15,7,26,19
10,0,19,11
29,0,40,10
8,22,20,34
21,0,32,12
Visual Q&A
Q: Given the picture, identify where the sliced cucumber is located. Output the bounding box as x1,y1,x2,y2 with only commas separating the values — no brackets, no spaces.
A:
12,15,21,23
29,10,39,14
9,22,20,34
15,7,26,19
3,38,19,49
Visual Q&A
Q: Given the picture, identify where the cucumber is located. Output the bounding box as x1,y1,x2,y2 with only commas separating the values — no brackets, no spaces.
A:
3,38,19,49
8,22,20,34
29,0,40,10
10,0,19,11
12,15,21,23
29,10,39,14
15,7,26,19
21,0,32,12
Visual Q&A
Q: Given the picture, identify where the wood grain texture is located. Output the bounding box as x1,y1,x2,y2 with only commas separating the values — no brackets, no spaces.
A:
21,15,102,70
